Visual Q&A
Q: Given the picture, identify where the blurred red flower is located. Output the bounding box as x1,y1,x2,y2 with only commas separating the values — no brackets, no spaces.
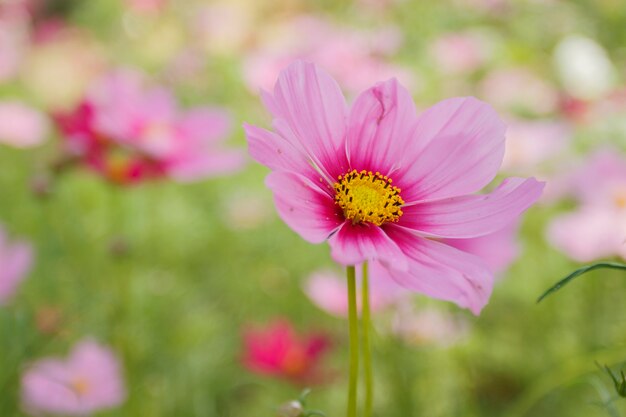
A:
242,319,331,385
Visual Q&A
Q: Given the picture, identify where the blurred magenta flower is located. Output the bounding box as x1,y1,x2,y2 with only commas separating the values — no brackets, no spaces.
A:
0,226,33,305
54,69,244,184
245,61,544,314
548,149,626,262
242,16,416,96
21,339,126,416
0,101,50,148
242,319,331,384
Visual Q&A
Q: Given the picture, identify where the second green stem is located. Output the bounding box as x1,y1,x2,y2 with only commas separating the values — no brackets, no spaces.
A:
362,262,373,417
347,266,359,417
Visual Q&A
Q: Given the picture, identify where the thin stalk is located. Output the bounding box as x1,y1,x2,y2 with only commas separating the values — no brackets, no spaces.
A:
347,265,359,417
362,262,373,417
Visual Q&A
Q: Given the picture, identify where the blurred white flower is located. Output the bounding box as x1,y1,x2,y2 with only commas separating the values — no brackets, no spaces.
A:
391,302,470,347
553,35,616,100
501,119,572,174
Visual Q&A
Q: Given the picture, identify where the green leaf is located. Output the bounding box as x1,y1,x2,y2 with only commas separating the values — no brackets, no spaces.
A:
537,262,626,303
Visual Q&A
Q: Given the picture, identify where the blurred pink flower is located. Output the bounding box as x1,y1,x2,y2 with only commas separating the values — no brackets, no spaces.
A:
548,149,626,261
0,101,50,148
501,119,572,174
480,68,559,116
54,69,244,184
243,16,416,96
0,226,33,305
21,339,126,416
430,31,493,75
304,264,407,318
245,61,543,314
242,319,331,385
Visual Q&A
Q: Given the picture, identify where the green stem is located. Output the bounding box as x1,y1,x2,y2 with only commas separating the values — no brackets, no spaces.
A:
347,265,359,417
362,262,373,417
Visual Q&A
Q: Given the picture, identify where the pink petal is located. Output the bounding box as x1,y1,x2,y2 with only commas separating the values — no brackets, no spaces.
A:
345,78,418,175
444,221,520,275
261,61,349,181
244,123,319,182
265,171,342,243
328,223,408,269
399,177,544,238
398,97,507,202
385,227,494,315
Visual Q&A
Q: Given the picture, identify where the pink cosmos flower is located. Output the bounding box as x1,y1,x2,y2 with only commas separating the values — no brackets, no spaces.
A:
547,149,626,262
0,101,50,148
21,339,126,416
0,226,33,305
54,69,244,184
245,61,544,314
242,319,331,385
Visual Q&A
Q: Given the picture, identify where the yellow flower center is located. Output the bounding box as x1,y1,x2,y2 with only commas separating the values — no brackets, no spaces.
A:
614,189,626,209
69,377,90,396
333,169,404,226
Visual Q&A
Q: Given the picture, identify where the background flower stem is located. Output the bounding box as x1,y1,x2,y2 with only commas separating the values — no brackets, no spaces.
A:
362,262,373,417
347,265,359,417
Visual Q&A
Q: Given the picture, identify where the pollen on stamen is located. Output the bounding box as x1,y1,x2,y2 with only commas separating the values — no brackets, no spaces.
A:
333,169,405,226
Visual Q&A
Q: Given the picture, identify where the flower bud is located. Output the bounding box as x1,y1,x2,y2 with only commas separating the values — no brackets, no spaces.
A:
276,400,303,417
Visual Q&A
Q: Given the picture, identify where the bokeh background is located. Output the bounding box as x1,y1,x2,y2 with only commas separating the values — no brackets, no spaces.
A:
2,0,626,416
